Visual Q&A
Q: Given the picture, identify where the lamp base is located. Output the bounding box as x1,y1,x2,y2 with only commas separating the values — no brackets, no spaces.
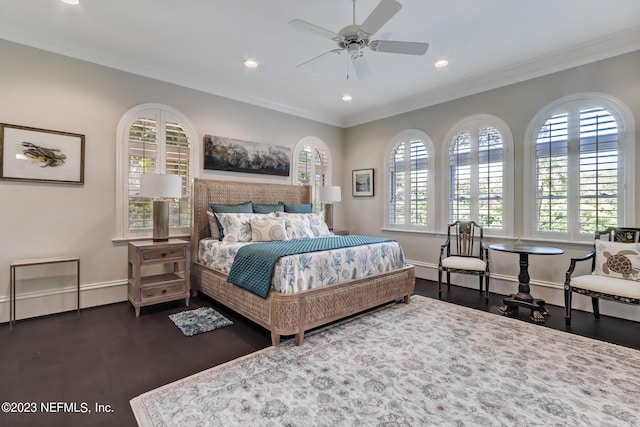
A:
324,203,334,231
152,200,170,242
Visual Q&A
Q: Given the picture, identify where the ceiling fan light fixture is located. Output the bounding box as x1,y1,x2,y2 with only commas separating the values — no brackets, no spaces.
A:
342,94,353,102
244,60,258,68
435,59,449,68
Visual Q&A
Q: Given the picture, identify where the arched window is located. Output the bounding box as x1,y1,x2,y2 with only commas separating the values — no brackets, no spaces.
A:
292,136,330,212
524,93,635,241
115,104,198,240
385,129,434,230
445,115,513,235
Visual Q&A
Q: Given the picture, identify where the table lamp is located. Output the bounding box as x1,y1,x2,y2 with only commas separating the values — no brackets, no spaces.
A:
140,174,182,241
319,185,341,231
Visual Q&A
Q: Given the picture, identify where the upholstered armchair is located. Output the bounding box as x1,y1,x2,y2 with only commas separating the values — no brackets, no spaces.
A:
564,227,640,326
438,221,490,303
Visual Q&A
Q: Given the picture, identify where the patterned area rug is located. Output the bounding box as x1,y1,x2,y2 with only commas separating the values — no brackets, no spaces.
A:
132,296,639,426
168,306,232,337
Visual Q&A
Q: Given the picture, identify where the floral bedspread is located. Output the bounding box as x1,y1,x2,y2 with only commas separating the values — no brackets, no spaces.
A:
198,238,406,294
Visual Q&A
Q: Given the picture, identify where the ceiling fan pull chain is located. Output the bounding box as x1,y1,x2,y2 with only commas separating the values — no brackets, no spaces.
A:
346,53,350,80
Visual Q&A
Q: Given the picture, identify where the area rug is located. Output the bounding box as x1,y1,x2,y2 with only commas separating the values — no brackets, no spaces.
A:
168,306,233,337
132,296,639,426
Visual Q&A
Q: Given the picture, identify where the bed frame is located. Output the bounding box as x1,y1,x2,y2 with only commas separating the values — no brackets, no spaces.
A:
191,178,415,346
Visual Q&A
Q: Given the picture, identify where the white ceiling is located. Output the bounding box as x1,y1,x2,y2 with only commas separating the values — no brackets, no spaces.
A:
1,0,640,128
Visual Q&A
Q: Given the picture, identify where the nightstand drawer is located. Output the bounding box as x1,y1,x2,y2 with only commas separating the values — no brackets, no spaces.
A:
141,282,186,299
141,246,185,262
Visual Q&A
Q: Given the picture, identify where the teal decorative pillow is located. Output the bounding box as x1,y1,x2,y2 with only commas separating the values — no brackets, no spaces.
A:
210,201,253,239
593,240,640,280
253,203,285,214
280,202,313,213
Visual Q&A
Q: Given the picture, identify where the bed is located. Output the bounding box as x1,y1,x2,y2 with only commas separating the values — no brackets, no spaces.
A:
190,178,415,346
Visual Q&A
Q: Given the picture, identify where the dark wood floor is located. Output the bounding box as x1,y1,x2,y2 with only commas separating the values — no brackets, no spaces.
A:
2,279,638,426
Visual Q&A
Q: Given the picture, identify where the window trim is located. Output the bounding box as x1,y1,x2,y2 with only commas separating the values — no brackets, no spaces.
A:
384,129,435,231
114,103,199,241
442,114,514,236
523,92,635,242
292,136,332,206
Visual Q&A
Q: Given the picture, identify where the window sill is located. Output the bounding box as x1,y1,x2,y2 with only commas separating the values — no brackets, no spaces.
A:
380,227,439,236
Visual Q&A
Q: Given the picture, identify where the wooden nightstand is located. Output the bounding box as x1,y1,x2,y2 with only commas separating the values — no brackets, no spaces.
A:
127,239,190,317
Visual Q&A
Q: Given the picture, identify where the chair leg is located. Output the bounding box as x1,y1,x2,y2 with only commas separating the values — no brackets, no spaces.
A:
484,274,490,304
479,276,483,293
437,269,443,299
446,272,451,291
564,287,572,327
592,297,600,320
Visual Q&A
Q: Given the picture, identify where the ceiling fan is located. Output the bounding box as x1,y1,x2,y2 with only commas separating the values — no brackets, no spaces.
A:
289,0,429,80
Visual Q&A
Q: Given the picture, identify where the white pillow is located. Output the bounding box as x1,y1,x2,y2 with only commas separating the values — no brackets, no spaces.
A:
276,212,330,237
276,214,314,240
250,218,288,242
215,213,275,243
592,240,640,281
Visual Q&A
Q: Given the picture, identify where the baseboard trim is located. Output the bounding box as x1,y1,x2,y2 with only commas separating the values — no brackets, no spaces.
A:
0,280,127,323
407,259,640,323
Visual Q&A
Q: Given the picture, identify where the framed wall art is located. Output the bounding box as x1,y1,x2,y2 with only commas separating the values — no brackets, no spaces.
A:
0,123,85,184
352,168,374,197
203,134,290,177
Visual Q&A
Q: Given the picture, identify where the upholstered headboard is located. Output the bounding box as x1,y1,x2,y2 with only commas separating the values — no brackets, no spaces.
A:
191,178,311,258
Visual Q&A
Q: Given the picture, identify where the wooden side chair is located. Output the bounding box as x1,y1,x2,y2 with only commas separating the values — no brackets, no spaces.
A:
438,221,490,303
564,227,640,326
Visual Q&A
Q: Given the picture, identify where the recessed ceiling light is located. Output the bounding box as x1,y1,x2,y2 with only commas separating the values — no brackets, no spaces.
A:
244,60,258,68
62,0,79,4
435,60,449,68
342,94,353,102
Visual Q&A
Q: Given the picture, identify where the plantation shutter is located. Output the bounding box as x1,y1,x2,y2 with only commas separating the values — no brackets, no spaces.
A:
388,139,428,226
165,121,191,228
389,143,406,225
449,126,504,230
535,112,569,233
127,114,191,233
410,139,428,225
477,127,504,229
578,107,618,234
128,117,158,230
535,106,619,236
295,145,327,212
449,131,472,221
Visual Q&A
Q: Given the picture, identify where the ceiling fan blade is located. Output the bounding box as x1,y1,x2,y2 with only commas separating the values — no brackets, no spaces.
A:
289,19,339,40
360,0,402,36
296,49,344,69
351,55,371,80
369,40,429,55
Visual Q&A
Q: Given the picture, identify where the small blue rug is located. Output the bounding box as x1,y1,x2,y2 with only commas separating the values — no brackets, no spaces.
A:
168,307,233,337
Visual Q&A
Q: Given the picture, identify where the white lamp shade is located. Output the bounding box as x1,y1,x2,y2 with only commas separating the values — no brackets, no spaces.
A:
139,174,182,199
319,185,341,203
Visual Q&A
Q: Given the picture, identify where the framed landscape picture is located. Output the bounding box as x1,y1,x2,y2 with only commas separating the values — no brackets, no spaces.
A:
352,168,374,197
0,123,85,184
203,134,290,177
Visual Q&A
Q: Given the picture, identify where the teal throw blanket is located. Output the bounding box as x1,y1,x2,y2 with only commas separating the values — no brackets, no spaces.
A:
227,235,395,298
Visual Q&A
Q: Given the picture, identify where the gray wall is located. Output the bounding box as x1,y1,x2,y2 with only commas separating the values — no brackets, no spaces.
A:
0,40,344,321
343,50,640,320
2,37,639,323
